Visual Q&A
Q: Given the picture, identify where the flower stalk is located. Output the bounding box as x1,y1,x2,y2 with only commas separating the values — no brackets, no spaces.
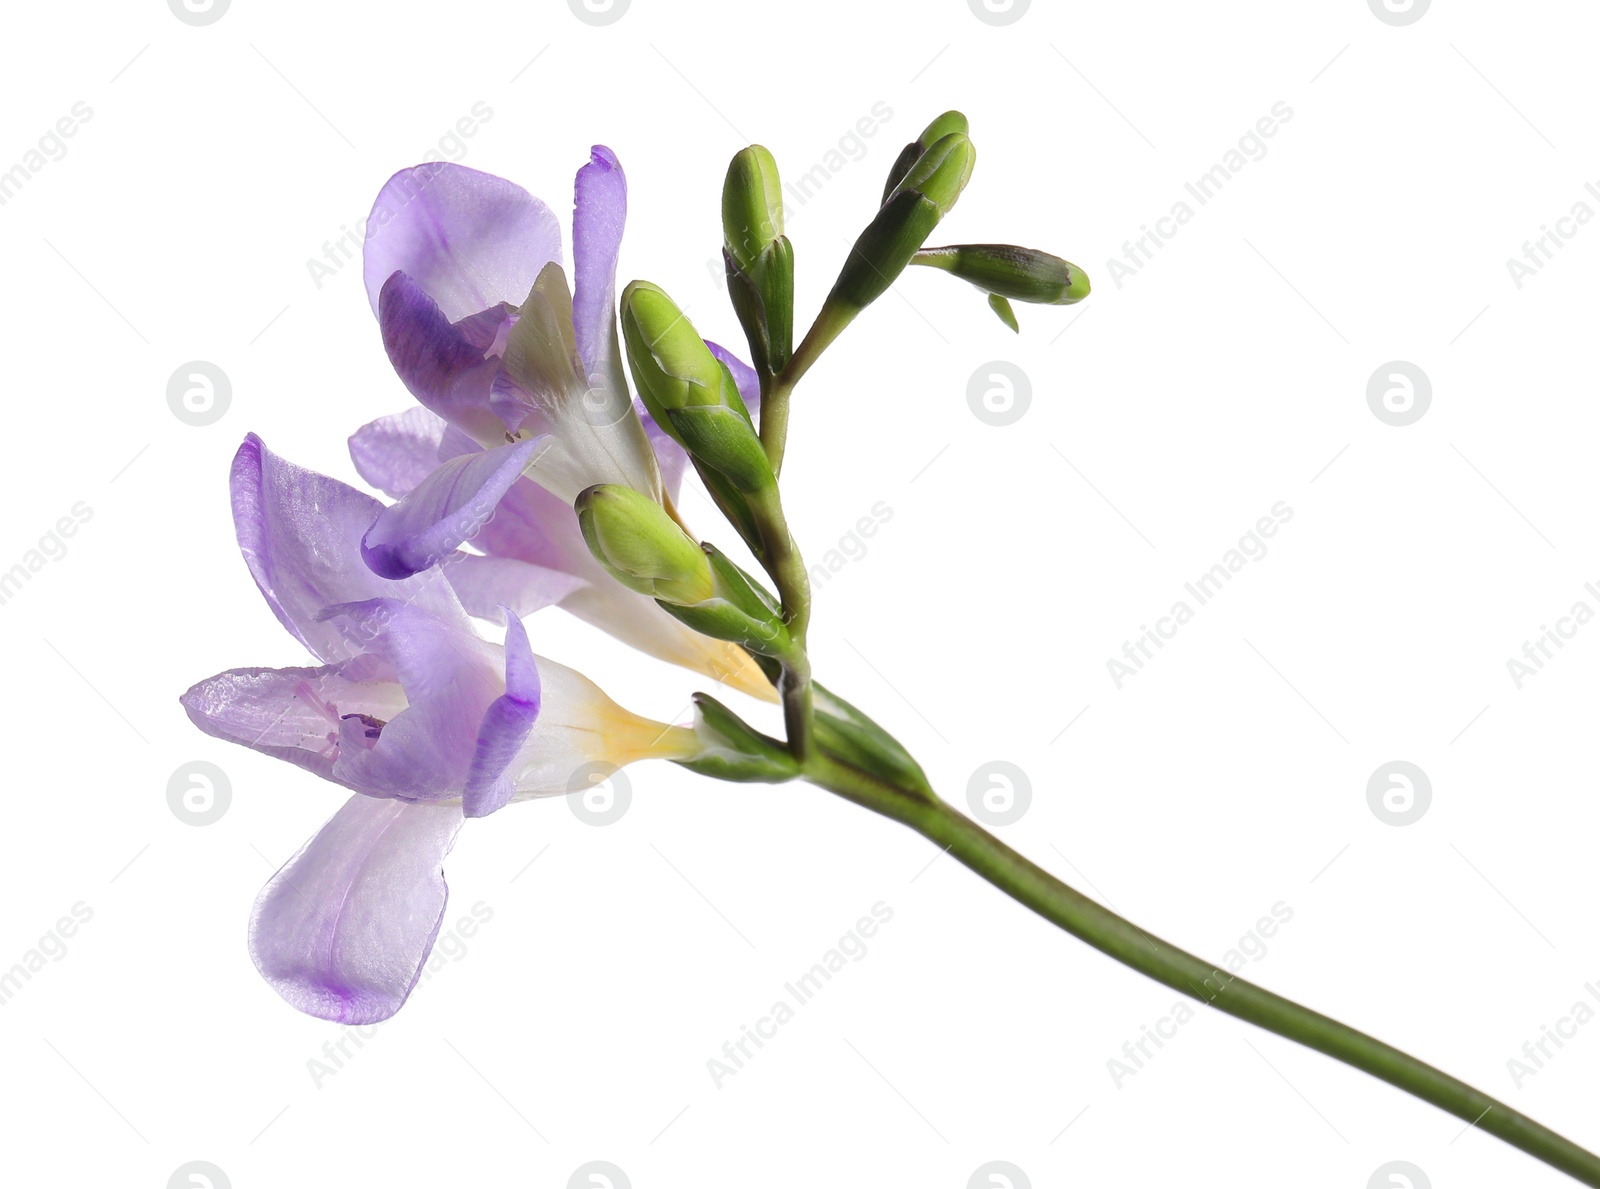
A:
803,750,1600,1187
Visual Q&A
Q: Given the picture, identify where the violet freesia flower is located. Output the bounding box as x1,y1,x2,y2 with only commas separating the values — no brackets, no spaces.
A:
353,151,774,701
181,434,698,1023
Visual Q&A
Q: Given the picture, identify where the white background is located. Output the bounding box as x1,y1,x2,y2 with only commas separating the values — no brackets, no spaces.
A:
2,1,1598,1186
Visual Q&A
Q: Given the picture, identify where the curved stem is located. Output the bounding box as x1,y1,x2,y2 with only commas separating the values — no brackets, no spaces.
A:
804,752,1600,1186
747,485,814,761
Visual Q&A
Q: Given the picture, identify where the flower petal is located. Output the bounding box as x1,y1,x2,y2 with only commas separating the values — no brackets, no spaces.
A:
571,146,629,402
349,407,453,500
231,434,466,662
378,272,508,444
363,163,562,323
444,555,591,621
179,657,406,784
463,613,541,819
250,795,463,1023
318,598,500,800
361,438,545,580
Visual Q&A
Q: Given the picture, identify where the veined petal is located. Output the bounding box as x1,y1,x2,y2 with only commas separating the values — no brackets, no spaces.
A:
444,555,590,621
363,163,562,323
378,272,508,445
231,434,467,663
250,795,463,1024
463,613,541,819
318,598,501,800
572,146,629,405
349,407,453,500
179,657,406,784
361,438,545,580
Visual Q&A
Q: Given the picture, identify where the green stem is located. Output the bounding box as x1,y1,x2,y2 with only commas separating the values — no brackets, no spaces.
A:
761,304,856,474
804,751,1600,1186
747,484,815,762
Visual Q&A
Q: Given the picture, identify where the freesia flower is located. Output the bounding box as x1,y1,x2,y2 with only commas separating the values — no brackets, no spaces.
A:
354,151,774,701
181,434,699,1023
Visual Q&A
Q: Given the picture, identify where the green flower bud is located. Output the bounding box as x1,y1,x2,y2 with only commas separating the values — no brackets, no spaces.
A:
912,244,1091,305
722,145,785,273
620,281,726,428
575,484,714,606
658,544,791,657
886,133,975,217
882,111,970,202
826,134,976,314
620,280,774,494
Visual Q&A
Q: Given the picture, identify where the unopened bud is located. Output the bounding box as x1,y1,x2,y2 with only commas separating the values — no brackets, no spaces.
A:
886,132,975,217
827,133,976,314
883,111,970,203
912,244,1090,305
723,145,785,273
620,280,773,493
575,484,714,606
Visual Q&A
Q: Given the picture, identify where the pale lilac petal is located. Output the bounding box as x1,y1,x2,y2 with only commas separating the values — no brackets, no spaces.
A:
476,475,596,574
463,613,541,819
571,146,627,390
445,555,589,622
361,438,544,580
231,434,466,663
250,795,463,1024
318,599,496,799
363,163,562,322
349,408,452,500
378,272,507,444
179,657,404,784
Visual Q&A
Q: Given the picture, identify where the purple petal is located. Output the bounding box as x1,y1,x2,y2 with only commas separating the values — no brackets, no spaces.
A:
179,657,404,784
231,434,465,663
463,613,541,819
361,438,544,580
317,599,495,799
445,555,589,622
378,272,508,444
571,146,627,388
250,795,463,1023
349,408,453,500
363,163,562,322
